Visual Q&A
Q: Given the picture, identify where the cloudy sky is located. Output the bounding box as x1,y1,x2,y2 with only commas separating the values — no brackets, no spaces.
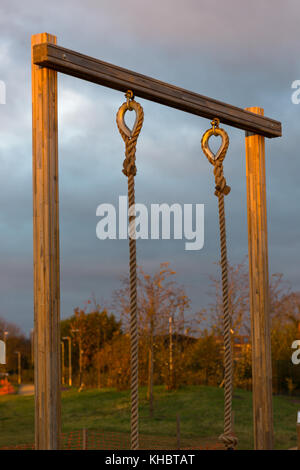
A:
0,0,299,334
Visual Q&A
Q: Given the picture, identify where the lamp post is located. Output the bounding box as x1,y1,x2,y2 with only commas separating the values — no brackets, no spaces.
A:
71,329,82,388
3,331,8,373
169,315,173,391
62,336,72,387
14,351,21,385
30,329,34,365
61,341,65,385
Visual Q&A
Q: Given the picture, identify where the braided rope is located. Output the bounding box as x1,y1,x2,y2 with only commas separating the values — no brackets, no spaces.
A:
201,122,237,450
116,95,144,450
216,194,237,450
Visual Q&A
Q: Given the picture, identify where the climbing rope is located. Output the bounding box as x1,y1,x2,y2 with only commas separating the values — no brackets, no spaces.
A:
116,90,144,450
201,118,238,450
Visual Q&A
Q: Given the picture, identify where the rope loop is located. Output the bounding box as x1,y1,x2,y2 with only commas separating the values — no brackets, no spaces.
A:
201,118,231,197
116,90,144,177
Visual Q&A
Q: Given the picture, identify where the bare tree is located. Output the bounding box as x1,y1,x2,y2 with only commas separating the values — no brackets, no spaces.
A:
203,260,250,337
113,262,191,414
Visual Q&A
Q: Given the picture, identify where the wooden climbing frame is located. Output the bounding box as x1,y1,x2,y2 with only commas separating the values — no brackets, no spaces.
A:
31,32,281,450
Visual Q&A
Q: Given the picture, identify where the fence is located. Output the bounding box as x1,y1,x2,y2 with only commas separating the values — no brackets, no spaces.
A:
0,429,224,450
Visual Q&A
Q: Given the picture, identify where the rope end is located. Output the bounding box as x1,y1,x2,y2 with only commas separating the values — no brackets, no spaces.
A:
219,432,238,450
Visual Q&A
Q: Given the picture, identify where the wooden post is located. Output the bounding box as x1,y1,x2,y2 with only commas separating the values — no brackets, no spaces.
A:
82,428,88,450
297,412,300,450
169,315,174,391
176,414,181,450
61,341,65,385
32,41,281,138
68,337,72,387
32,33,61,450
245,107,274,450
17,352,21,385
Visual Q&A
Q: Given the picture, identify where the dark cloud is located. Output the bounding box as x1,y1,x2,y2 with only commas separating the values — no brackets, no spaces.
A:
0,0,299,333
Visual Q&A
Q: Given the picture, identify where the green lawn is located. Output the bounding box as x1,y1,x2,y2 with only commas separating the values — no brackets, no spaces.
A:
0,385,299,449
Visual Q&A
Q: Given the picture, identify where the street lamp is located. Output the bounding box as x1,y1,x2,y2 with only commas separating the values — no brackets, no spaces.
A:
14,351,21,385
62,336,72,387
61,341,65,385
30,329,34,365
3,332,8,373
169,315,174,391
71,329,82,388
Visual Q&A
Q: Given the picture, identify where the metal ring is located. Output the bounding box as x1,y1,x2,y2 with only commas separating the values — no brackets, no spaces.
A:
125,90,134,110
116,100,140,139
201,126,229,165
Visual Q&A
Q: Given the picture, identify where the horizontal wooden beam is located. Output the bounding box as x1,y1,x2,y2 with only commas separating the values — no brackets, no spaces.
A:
33,42,281,138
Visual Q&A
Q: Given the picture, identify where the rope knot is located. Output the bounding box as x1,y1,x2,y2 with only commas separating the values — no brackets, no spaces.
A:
122,142,137,177
219,432,238,450
213,160,231,197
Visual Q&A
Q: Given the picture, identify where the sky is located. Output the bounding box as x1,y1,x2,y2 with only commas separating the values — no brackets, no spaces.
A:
0,0,299,334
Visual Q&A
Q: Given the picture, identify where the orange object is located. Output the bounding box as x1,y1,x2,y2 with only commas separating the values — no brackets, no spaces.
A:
0,378,15,395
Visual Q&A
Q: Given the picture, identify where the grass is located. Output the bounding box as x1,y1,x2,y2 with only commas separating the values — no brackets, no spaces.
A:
0,385,299,449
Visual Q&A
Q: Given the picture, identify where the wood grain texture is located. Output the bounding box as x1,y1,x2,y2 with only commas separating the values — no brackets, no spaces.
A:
245,107,274,450
32,42,281,138
32,33,61,450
